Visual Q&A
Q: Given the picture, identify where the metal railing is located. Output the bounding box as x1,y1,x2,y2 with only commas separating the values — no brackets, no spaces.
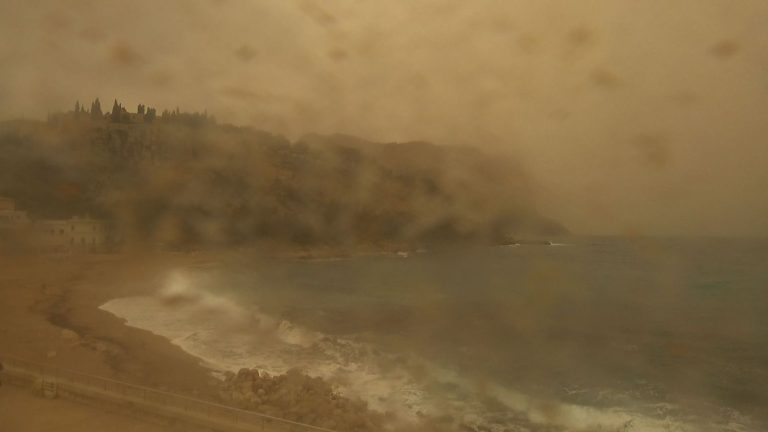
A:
0,355,338,432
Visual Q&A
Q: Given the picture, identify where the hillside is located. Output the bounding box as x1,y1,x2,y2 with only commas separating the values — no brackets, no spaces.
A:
0,110,566,251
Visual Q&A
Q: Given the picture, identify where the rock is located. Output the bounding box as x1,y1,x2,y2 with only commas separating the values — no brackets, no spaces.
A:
60,329,80,342
222,371,235,382
231,390,246,403
218,367,386,431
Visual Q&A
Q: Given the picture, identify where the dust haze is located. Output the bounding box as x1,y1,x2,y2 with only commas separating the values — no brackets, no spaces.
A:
3,3,768,432
2,0,767,236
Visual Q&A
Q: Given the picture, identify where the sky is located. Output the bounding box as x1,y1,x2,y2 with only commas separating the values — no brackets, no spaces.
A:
0,0,767,236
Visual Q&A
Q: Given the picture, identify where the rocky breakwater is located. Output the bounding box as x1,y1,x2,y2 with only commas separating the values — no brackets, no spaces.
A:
219,368,387,431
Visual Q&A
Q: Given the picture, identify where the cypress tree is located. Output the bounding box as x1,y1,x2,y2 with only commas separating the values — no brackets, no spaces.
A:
91,98,103,119
111,99,121,122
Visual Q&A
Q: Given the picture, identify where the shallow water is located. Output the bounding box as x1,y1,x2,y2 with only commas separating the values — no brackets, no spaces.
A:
102,237,768,431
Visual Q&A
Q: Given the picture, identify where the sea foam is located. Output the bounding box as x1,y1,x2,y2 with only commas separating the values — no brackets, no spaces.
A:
99,269,738,432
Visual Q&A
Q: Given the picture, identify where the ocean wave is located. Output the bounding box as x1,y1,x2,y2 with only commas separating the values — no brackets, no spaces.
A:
99,269,755,432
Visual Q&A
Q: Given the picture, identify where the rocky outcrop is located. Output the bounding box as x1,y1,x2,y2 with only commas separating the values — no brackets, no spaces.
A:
219,368,385,431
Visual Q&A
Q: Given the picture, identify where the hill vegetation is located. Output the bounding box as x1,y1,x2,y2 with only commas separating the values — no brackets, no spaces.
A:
0,101,566,251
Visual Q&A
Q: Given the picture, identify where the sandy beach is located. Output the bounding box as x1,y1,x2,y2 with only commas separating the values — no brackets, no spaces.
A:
0,384,176,432
0,252,223,429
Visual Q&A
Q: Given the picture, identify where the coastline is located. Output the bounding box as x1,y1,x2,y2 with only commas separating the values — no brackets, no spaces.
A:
3,245,747,432
0,253,221,398
0,251,403,431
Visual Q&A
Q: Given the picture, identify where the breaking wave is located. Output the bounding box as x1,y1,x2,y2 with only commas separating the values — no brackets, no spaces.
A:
99,270,756,432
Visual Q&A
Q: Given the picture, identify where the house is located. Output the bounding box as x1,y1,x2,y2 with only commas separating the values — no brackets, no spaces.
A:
0,197,30,227
0,196,14,211
36,217,106,252
0,197,107,253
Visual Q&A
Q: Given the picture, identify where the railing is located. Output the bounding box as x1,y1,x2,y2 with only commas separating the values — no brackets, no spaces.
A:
0,355,338,432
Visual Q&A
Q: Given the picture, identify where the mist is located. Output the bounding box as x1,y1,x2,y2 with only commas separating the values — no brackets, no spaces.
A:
1,0,767,236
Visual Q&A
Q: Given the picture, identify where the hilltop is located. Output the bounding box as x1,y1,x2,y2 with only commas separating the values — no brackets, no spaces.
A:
0,100,566,252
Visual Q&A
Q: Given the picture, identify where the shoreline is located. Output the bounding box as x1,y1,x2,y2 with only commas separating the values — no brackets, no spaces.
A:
0,251,408,431
4,247,751,432
0,253,222,398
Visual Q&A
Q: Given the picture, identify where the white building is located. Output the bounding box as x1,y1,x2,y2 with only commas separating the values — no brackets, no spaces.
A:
0,197,107,253
36,217,106,252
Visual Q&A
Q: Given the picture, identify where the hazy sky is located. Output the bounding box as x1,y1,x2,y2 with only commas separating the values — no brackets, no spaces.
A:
1,0,767,236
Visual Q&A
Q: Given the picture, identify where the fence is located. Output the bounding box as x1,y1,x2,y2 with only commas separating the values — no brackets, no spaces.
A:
0,355,338,432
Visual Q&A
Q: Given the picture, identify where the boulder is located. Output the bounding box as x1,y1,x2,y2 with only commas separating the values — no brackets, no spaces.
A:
218,367,385,432
60,329,80,343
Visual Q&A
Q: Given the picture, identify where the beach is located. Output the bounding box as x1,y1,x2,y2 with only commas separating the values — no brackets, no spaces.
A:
88,239,768,432
3,239,767,432
0,253,223,429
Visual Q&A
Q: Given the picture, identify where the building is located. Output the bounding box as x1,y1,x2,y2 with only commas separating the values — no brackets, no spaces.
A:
0,196,15,211
36,217,106,252
0,197,30,227
0,197,107,253
0,196,33,253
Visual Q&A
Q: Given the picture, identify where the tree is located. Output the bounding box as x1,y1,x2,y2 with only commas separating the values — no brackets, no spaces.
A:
111,99,122,122
91,98,103,120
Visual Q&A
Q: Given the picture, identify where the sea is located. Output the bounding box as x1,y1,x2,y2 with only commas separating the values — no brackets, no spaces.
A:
100,237,768,431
